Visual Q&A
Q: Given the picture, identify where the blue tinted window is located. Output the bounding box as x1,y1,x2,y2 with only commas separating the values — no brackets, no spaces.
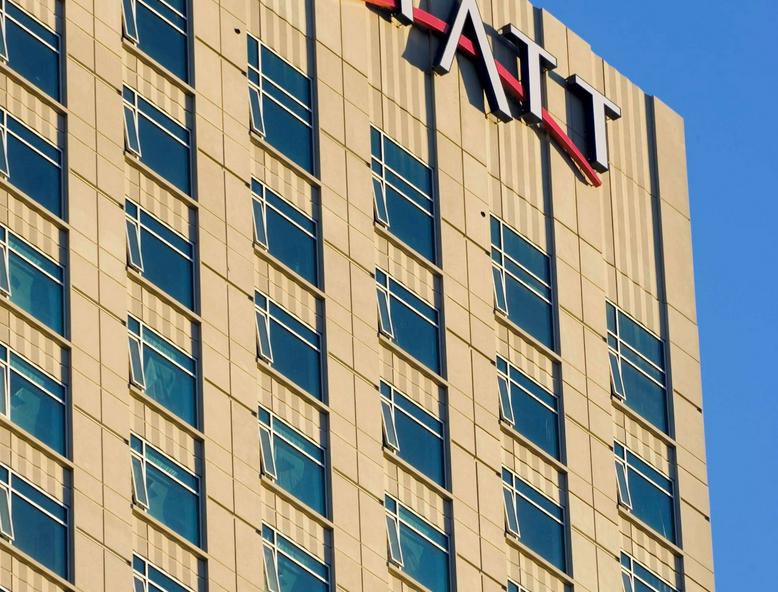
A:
123,87,191,195
371,128,436,261
124,0,189,82
129,317,197,426
4,469,69,579
497,357,559,459
621,553,678,592
3,112,62,217
502,469,566,572
252,180,318,285
133,555,193,592
132,436,200,546
616,443,676,543
259,408,326,515
3,349,67,454
3,2,61,100
4,230,64,334
248,37,314,173
377,269,440,375
491,218,554,349
607,303,668,433
380,381,445,486
126,200,194,309
386,496,449,592
263,525,329,592
256,293,322,400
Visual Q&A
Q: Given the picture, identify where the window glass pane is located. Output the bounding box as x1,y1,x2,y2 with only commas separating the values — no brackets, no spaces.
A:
629,470,675,542
275,437,325,514
140,227,193,309
143,345,196,425
262,97,313,173
391,298,439,374
609,352,625,398
138,115,190,195
131,456,148,508
498,375,513,423
148,564,190,592
395,408,445,486
256,311,273,361
252,195,267,246
259,426,276,478
504,274,553,348
516,495,566,571
249,86,263,134
622,572,634,592
263,546,281,592
9,250,63,334
126,219,144,269
618,313,664,367
0,247,9,294
6,131,61,216
399,523,449,592
266,203,317,285
383,138,432,195
385,185,435,260
0,486,13,539
5,11,59,100
0,131,8,177
129,335,145,387
146,464,199,546
386,515,403,564
276,552,327,592
492,267,507,312
12,492,67,578
372,177,389,225
510,382,558,458
377,289,393,337
269,318,321,400
10,368,65,453
122,0,138,40
502,228,549,283
503,488,519,535
622,363,667,432
124,106,141,156
380,399,399,450
136,2,188,81
615,461,631,507
261,47,310,103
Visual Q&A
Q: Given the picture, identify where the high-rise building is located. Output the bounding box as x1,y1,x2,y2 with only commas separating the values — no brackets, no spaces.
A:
0,1,714,592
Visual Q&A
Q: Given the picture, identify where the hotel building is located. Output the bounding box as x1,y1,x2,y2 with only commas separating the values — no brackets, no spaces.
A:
0,1,714,592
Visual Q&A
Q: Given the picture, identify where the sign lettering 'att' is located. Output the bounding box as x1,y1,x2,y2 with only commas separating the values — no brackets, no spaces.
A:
365,0,622,186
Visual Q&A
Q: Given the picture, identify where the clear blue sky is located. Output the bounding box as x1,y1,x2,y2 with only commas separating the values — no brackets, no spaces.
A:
529,1,778,589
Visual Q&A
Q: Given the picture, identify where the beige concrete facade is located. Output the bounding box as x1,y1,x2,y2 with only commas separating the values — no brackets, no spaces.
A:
0,1,713,592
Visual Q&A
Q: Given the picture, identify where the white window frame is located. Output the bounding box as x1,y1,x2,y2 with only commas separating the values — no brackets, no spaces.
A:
0,110,9,178
606,302,667,402
370,127,434,232
130,434,200,513
0,464,68,549
385,496,449,577
254,301,273,362
262,525,328,592
0,479,13,540
491,217,552,313
375,274,394,338
133,553,195,592
121,0,139,43
621,552,678,592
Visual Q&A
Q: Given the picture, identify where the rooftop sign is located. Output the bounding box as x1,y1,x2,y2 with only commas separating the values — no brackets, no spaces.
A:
365,0,622,187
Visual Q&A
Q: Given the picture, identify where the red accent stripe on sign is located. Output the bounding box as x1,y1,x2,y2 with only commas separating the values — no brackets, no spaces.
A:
364,0,602,187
